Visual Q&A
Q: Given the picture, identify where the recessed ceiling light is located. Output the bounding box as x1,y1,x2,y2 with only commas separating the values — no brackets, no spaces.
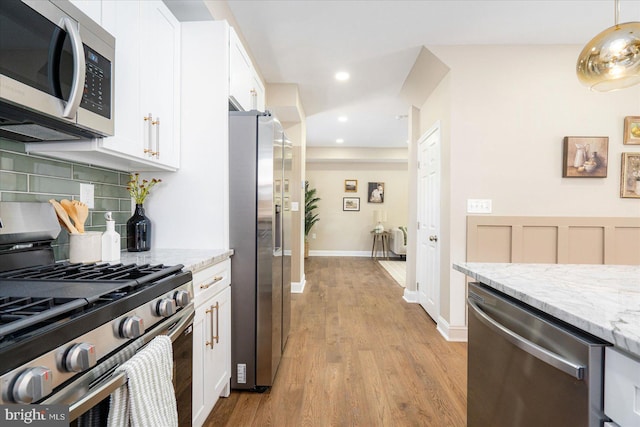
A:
338,116,348,122
336,138,344,144
335,71,350,81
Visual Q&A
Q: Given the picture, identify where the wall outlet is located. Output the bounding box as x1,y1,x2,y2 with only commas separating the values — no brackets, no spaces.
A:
467,199,492,214
237,363,246,383
80,183,95,209
312,233,316,239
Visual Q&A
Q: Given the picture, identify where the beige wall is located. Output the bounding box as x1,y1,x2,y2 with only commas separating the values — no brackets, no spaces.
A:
305,153,409,254
416,44,640,334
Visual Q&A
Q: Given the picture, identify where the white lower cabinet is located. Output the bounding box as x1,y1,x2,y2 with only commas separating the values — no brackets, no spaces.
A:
604,347,640,427
192,260,231,427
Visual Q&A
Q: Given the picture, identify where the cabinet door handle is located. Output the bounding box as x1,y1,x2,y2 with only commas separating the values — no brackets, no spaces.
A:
205,304,214,348
213,302,220,345
152,117,160,158
199,276,223,290
205,302,220,349
143,113,153,156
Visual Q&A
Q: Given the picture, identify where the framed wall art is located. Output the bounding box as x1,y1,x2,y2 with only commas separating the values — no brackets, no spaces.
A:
623,116,640,145
344,179,357,192
368,182,384,203
343,197,360,211
620,152,640,198
562,136,608,178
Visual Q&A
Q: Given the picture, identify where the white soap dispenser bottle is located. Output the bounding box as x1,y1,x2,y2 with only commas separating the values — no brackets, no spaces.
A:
102,212,121,262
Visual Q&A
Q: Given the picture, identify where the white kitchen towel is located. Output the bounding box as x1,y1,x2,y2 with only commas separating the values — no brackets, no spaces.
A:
107,335,178,427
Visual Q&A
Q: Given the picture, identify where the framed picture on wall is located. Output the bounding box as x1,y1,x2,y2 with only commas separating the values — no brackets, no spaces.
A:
345,179,357,192
620,152,640,198
343,197,360,211
368,182,384,203
623,116,640,145
562,136,608,178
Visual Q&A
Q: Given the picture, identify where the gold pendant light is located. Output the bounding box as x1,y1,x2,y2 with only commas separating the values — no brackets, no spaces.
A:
577,0,640,91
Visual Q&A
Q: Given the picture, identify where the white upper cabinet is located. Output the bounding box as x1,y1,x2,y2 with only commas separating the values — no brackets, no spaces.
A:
229,27,265,112
28,0,181,172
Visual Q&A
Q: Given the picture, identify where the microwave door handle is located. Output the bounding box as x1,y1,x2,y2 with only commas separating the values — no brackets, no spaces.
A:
467,297,585,380
61,17,86,119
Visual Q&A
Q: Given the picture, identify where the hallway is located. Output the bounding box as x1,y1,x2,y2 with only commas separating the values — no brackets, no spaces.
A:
205,257,467,426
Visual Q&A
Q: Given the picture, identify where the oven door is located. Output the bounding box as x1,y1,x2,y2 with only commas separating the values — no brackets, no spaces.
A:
43,305,194,426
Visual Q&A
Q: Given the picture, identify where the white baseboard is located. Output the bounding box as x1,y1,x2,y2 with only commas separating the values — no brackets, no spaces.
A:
436,316,468,342
291,276,305,293
307,250,405,258
308,250,371,257
402,289,419,303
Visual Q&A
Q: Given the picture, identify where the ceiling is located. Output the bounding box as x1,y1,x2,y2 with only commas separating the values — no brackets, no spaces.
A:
223,0,640,148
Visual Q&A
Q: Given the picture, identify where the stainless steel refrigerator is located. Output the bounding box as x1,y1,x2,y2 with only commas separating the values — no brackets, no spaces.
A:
229,111,291,391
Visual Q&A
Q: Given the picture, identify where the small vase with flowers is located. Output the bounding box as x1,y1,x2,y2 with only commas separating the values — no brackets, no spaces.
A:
126,173,161,252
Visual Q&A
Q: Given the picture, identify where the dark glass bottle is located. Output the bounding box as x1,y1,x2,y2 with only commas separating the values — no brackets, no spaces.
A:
126,204,151,252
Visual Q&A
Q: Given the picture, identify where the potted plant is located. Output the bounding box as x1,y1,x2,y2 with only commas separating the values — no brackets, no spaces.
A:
304,180,320,258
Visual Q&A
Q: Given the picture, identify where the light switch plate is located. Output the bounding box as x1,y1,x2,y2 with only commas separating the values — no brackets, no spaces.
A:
80,183,95,209
467,199,492,214
291,202,299,211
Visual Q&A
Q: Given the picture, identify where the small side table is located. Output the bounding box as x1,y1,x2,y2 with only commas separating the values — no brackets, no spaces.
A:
371,230,389,259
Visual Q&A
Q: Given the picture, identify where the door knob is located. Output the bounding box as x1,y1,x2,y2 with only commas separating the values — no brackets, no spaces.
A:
429,235,438,242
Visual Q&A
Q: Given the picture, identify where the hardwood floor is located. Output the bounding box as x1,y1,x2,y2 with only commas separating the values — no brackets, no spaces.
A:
204,257,467,426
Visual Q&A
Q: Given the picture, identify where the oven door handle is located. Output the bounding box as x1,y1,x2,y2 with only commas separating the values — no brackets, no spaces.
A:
55,305,195,422
467,297,585,380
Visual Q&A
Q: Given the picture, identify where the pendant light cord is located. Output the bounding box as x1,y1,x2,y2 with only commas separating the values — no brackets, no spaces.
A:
615,0,619,26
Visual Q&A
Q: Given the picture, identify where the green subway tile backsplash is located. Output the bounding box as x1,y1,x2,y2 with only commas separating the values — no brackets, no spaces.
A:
0,171,28,191
73,164,120,185
29,175,81,194
0,138,133,261
94,182,130,198
0,150,71,178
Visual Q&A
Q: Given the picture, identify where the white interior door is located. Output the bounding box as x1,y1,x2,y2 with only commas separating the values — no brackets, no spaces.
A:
416,125,440,322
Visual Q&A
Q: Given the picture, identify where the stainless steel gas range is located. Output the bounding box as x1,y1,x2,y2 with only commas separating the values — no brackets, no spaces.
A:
0,202,194,426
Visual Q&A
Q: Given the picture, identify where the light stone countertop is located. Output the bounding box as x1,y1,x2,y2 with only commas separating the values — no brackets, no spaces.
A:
119,248,233,273
453,262,640,359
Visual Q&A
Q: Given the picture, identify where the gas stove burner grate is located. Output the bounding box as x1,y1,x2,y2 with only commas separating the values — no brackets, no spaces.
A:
0,262,184,343
0,295,87,340
0,262,178,282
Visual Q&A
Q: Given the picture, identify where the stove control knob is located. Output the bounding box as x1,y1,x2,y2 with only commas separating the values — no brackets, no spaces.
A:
173,290,191,307
11,366,53,403
64,343,97,372
119,316,145,338
156,298,176,317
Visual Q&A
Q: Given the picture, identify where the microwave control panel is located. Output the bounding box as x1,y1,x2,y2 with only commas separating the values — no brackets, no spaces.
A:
81,45,111,119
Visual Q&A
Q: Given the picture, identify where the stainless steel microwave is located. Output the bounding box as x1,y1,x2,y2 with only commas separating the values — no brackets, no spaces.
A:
0,0,115,142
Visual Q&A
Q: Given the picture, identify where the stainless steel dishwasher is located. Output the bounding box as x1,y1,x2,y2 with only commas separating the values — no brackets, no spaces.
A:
467,282,609,427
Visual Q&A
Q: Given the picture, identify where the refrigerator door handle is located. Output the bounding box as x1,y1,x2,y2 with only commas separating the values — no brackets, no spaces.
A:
467,297,585,380
274,203,281,250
